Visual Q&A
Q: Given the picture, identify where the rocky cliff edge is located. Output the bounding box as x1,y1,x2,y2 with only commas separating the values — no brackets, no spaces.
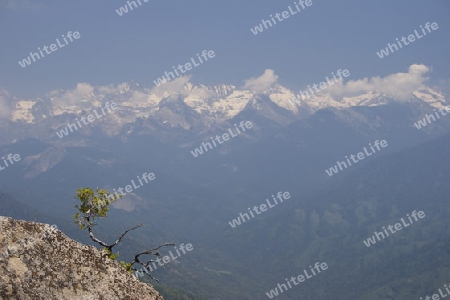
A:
0,216,163,300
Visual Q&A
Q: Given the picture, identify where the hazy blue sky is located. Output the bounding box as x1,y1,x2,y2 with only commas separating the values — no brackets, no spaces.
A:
0,0,449,97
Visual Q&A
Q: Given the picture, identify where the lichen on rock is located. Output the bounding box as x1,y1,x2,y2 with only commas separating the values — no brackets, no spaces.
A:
0,217,164,300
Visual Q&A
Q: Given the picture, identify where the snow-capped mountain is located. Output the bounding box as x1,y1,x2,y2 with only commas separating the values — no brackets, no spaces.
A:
0,80,448,145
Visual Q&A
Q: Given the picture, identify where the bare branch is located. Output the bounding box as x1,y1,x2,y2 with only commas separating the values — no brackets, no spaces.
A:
107,223,144,250
84,215,109,248
130,242,175,282
87,222,109,248
74,187,174,283
133,265,161,282
132,242,175,265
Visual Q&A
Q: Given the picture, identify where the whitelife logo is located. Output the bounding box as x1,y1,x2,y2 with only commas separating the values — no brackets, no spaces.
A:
153,50,216,87
420,283,450,300
115,0,149,16
325,140,388,176
55,101,118,139
290,69,350,104
376,22,439,59
190,121,253,158
228,191,291,228
18,31,81,68
413,106,450,129
106,172,156,200
265,262,328,299
250,0,313,35
134,243,193,277
363,210,425,247
0,153,21,171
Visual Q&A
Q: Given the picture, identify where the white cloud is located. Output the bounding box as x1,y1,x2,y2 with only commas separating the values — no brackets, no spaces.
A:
97,83,129,94
243,69,278,93
0,90,12,119
49,83,94,108
150,76,192,98
131,90,148,101
325,64,430,100
188,85,214,99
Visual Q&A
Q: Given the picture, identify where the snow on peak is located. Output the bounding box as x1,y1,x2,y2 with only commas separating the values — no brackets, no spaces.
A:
2,81,447,125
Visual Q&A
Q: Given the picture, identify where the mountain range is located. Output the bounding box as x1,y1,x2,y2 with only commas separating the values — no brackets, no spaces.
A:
1,66,450,299
1,68,447,145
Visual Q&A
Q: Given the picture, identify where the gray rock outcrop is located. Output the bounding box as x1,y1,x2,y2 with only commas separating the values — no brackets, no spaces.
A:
0,216,163,300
